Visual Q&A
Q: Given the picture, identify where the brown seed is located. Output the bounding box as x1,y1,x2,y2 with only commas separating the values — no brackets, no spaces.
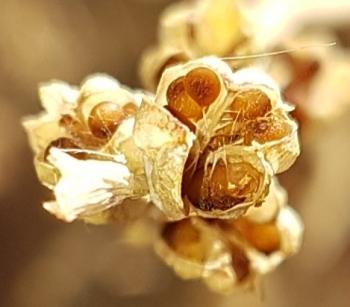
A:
192,161,261,211
233,218,281,255
162,219,205,262
230,89,272,121
166,77,203,130
184,67,221,107
88,102,125,139
243,116,291,145
44,137,86,161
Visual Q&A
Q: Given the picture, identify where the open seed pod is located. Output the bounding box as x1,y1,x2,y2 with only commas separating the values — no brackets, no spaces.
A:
159,0,251,57
218,199,303,275
155,56,232,147
23,75,151,223
155,218,255,293
227,68,300,173
185,145,272,219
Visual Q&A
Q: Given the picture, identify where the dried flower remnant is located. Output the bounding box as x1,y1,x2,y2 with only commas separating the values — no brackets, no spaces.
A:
23,75,150,223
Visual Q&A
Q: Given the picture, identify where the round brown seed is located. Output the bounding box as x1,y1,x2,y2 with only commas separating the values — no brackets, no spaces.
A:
166,77,203,130
197,161,261,211
243,116,291,145
184,67,221,107
88,102,125,139
230,89,272,121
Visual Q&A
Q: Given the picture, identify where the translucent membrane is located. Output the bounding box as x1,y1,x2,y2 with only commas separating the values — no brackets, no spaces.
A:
162,219,205,262
88,102,125,139
44,137,86,160
233,218,281,255
187,160,262,212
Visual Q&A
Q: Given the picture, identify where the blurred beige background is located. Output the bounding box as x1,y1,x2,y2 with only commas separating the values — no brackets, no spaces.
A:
1,1,350,307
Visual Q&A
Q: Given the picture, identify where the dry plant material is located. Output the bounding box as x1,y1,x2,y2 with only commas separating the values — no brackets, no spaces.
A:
139,0,255,91
23,39,302,293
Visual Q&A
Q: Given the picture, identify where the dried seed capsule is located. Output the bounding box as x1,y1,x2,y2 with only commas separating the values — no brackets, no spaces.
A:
187,145,272,219
155,218,235,282
184,67,221,106
230,89,272,121
44,137,86,161
87,101,126,139
233,219,281,255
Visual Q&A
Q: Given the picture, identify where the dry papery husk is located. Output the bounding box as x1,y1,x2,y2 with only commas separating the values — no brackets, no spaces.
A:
155,217,255,294
133,97,195,220
23,75,151,223
159,0,251,57
223,206,304,275
246,206,303,274
188,144,273,219
139,45,191,92
227,68,300,173
23,81,80,188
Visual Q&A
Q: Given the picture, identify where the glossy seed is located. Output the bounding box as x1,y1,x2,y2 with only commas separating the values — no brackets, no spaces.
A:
44,137,86,161
230,89,272,121
166,77,203,130
243,116,291,145
184,67,221,107
190,161,261,211
233,218,281,254
88,102,125,139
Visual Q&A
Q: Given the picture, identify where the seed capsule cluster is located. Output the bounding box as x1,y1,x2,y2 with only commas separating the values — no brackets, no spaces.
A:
156,179,303,293
139,0,254,91
23,56,302,293
23,75,150,223
136,57,299,221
